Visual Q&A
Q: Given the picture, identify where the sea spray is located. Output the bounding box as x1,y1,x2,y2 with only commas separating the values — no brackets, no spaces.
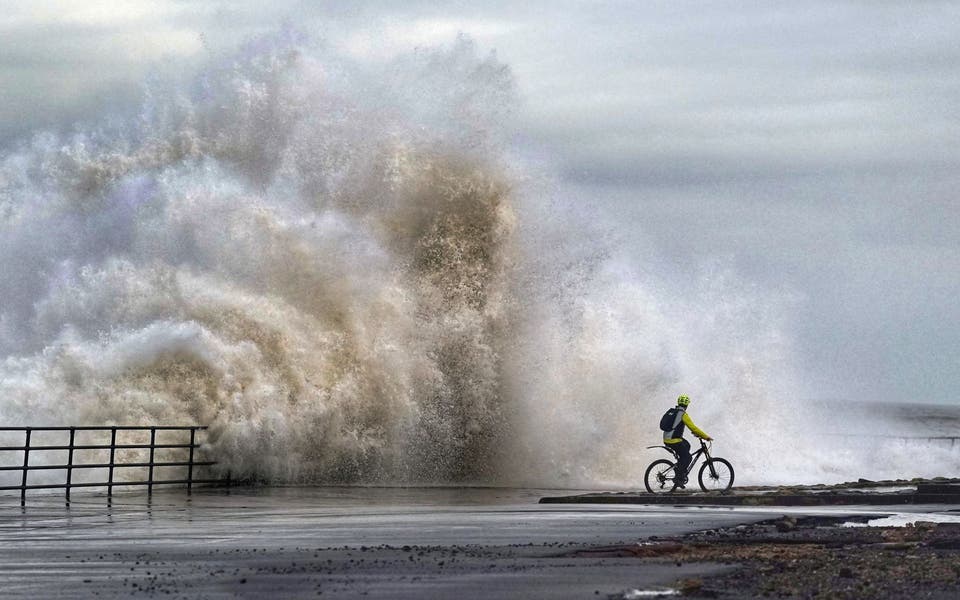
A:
0,31,517,483
1,29,948,487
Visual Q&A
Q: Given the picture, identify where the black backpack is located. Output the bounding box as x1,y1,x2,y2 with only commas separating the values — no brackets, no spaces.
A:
659,407,680,431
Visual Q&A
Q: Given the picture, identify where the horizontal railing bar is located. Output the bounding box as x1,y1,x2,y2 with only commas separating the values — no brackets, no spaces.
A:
0,444,201,451
0,423,225,503
0,426,207,432
0,461,216,471
0,479,225,491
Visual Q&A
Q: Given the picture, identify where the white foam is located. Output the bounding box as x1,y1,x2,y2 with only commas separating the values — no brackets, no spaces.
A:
1,28,950,487
843,513,960,528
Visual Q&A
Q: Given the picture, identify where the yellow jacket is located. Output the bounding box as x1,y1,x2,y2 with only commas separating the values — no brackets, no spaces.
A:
664,410,710,444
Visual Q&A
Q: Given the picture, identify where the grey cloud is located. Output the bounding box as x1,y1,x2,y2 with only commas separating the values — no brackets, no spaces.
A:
1,1,959,404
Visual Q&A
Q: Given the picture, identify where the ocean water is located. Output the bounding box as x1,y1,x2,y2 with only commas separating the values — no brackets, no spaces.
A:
1,29,956,490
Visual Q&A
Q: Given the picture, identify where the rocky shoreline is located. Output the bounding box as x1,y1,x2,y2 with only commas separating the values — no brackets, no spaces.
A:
568,515,960,598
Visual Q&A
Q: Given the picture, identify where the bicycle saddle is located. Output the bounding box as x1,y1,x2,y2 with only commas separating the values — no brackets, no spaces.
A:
645,445,680,458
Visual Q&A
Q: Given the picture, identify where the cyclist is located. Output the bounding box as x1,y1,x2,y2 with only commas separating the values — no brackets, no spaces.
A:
663,394,712,487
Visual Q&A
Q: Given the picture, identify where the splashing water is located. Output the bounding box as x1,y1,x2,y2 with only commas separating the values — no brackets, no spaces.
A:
0,30,949,487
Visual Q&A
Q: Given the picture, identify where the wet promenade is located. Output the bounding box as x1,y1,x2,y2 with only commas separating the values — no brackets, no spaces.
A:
2,487,956,598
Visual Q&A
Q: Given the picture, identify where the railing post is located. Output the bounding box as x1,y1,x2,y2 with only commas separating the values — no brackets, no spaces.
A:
20,428,31,507
107,427,117,498
66,427,76,504
187,427,196,495
148,427,156,496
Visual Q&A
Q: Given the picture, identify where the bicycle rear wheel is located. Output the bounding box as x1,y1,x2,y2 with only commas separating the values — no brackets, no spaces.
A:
698,458,734,492
644,459,678,494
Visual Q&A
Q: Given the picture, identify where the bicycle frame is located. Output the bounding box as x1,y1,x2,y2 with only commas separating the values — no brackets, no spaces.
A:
646,439,714,478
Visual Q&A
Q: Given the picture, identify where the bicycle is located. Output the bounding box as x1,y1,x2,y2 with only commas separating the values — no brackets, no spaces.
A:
644,438,735,494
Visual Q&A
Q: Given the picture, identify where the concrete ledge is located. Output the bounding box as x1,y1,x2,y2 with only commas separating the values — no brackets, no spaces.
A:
540,481,960,506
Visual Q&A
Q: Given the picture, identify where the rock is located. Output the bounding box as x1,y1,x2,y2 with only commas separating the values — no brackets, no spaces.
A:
839,567,854,578
774,516,797,532
881,529,907,542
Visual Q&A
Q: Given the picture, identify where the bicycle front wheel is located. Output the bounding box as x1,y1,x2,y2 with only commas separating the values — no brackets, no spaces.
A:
698,458,734,492
644,459,678,494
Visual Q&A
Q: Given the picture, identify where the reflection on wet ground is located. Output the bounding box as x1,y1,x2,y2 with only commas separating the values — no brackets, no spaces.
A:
0,487,955,598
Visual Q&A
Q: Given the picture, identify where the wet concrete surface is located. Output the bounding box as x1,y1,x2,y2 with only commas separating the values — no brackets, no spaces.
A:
0,487,956,598
541,479,960,506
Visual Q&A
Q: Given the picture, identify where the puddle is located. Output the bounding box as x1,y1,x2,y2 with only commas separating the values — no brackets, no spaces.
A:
842,513,960,527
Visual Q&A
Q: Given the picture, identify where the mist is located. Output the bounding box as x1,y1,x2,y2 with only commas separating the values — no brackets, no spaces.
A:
2,4,959,487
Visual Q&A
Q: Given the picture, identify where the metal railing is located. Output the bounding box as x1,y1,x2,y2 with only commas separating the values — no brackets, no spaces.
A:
0,426,225,505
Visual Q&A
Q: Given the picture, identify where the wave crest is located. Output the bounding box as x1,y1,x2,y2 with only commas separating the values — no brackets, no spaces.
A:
0,31,517,483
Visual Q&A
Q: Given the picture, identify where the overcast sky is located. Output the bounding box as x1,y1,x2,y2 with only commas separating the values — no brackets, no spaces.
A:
2,1,958,404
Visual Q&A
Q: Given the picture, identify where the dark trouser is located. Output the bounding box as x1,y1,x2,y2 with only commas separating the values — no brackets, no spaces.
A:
666,439,691,480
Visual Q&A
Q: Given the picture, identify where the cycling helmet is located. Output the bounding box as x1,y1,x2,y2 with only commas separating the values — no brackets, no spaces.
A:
677,395,691,407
